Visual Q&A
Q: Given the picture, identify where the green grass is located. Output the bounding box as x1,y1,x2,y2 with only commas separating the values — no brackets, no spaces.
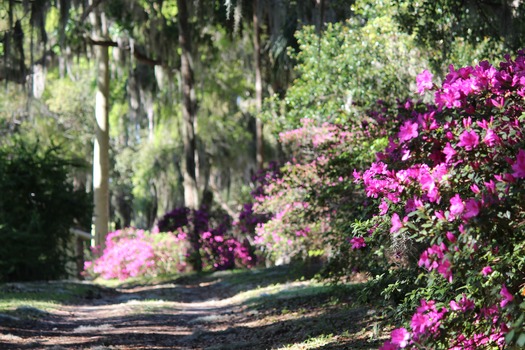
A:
275,334,335,349
93,263,321,293
240,281,360,309
0,281,102,318
93,272,188,288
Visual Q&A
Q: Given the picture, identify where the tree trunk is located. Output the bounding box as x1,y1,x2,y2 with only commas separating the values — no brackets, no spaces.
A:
253,0,264,171
177,0,201,271
177,0,199,210
90,4,110,253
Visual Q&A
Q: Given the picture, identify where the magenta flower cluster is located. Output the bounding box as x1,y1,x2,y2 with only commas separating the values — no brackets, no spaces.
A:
252,119,364,263
85,204,260,280
85,228,189,280
351,52,525,349
156,205,257,271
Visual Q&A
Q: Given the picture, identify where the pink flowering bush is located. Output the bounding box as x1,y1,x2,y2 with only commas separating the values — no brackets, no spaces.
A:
252,117,383,266
85,227,189,280
86,205,258,281
157,206,257,271
251,153,328,263
352,52,525,349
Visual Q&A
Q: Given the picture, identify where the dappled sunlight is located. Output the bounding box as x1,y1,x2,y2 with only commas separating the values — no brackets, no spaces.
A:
0,268,382,349
4,0,522,348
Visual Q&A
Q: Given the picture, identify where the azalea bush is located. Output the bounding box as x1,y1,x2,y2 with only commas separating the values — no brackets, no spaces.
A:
85,227,189,280
350,52,525,349
252,118,382,265
86,206,258,281
157,206,256,271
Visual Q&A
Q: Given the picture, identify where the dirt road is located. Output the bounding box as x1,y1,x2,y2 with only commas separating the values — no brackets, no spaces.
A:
0,268,381,349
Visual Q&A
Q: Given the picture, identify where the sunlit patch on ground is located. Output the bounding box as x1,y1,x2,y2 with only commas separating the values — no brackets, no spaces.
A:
0,266,386,349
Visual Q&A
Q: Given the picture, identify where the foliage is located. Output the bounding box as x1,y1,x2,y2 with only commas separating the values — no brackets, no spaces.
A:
263,1,428,133
157,205,256,271
85,227,189,280
252,117,383,265
42,64,95,158
88,204,260,281
349,53,525,349
0,140,91,282
128,122,183,228
393,0,523,71
252,124,332,263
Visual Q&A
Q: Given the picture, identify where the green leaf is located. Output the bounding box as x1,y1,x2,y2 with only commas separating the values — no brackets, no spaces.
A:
515,313,525,327
505,329,515,344
517,333,525,347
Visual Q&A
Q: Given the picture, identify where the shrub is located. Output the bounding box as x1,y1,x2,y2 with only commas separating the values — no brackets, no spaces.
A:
252,118,382,265
0,141,91,281
351,53,525,349
263,9,428,133
85,227,189,280
157,205,257,271
89,203,258,281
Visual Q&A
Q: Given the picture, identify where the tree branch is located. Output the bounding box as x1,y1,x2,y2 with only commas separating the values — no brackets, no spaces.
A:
80,0,106,23
209,183,237,219
85,36,164,66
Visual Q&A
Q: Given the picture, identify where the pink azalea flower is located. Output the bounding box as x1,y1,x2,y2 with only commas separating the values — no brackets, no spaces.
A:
405,197,423,213
435,87,462,108
500,285,514,308
458,130,479,150
418,250,430,269
449,194,465,218
450,295,475,312
484,180,496,193
432,163,449,182
417,299,437,313
462,116,473,129
419,244,453,282
437,259,453,282
463,199,481,219
419,171,435,192
434,210,446,221
379,341,398,350
401,148,411,160
483,129,499,146
489,96,505,108
352,169,361,182
449,301,460,311
481,266,493,276
443,142,456,163
419,170,441,203
390,213,407,233
446,232,456,243
411,312,430,335
417,69,434,94
511,149,525,178
379,200,389,215
349,237,366,250
398,121,419,142
391,327,410,348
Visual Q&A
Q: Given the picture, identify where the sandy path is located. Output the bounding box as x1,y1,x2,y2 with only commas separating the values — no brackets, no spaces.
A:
0,279,251,350
0,268,379,350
